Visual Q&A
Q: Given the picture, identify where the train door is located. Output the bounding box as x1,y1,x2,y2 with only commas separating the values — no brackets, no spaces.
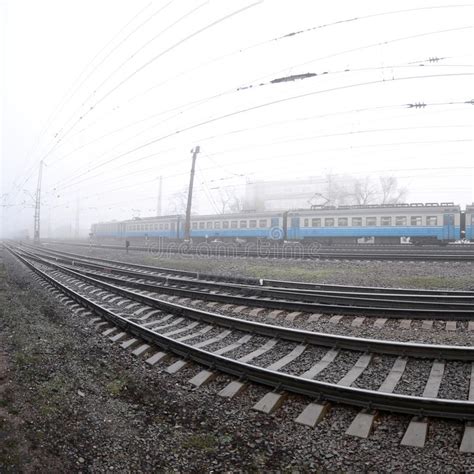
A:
270,216,284,240
443,213,455,241
289,217,300,240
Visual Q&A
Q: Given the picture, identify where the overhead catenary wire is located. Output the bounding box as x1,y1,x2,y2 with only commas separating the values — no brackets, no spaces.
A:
9,8,472,203
45,71,474,195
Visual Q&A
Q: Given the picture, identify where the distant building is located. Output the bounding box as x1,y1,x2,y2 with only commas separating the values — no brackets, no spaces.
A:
244,177,342,211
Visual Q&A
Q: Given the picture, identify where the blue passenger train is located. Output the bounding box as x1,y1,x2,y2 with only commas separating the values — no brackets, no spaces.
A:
91,202,472,245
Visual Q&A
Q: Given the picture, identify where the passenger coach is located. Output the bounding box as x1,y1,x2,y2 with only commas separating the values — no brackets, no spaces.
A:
286,203,461,244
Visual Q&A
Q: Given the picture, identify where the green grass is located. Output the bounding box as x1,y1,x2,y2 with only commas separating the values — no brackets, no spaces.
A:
182,434,218,452
105,378,128,397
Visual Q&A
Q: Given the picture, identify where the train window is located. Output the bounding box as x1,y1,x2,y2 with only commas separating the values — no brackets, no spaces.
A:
471,215,474,224
259,219,267,228
154,224,159,230
395,216,407,226
411,216,422,226
303,218,309,227
206,222,212,229
352,217,362,226
324,218,335,227
312,218,321,227
192,222,197,229
231,220,238,228
223,221,229,229
381,217,392,226
164,223,169,230
199,222,205,229
214,222,221,229
240,220,247,228
159,223,164,230
171,222,175,230
338,217,348,227
426,216,438,226
249,220,257,228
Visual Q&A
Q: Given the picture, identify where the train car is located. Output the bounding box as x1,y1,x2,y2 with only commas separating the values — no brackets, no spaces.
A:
466,204,474,241
286,203,461,244
92,215,182,242
91,221,126,240
189,211,285,241
123,215,182,240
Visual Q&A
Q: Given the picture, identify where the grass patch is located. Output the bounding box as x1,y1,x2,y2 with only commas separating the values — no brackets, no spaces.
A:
106,378,128,397
397,276,458,289
182,434,217,452
243,265,335,282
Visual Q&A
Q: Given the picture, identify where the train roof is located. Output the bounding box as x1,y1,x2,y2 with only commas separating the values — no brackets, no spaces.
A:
309,202,459,210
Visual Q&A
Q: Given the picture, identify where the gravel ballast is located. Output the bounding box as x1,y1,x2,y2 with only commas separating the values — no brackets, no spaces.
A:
3,246,474,471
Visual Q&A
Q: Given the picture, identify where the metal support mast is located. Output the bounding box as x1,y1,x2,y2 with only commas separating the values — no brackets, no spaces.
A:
184,146,200,240
33,160,43,243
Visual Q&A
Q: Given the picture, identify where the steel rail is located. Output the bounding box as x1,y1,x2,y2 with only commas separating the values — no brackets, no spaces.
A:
11,246,474,360
7,245,474,420
23,243,474,298
39,240,474,261
18,247,474,316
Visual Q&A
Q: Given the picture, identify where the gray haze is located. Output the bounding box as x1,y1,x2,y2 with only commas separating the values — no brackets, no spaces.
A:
1,0,473,238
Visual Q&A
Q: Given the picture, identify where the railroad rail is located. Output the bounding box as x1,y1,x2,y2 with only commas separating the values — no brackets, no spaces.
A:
5,244,474,424
22,243,474,296
17,245,474,321
9,245,474,360
39,240,474,261
6,244,474,451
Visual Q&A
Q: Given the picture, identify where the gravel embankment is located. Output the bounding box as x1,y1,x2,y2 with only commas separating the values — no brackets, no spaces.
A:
3,248,474,471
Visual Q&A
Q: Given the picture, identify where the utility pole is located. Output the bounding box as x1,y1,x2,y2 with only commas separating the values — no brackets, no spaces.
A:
184,146,200,240
33,160,43,243
156,175,162,216
74,196,80,239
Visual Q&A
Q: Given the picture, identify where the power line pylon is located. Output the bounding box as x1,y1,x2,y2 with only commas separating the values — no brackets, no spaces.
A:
33,160,44,244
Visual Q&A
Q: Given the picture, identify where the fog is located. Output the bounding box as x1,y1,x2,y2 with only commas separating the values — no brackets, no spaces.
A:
1,0,473,238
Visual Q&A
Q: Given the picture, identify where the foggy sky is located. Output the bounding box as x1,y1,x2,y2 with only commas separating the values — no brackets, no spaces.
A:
1,0,473,237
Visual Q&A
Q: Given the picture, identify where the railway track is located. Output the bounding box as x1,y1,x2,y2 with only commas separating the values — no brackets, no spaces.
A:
18,245,474,321
41,240,474,261
27,243,474,295
6,245,474,451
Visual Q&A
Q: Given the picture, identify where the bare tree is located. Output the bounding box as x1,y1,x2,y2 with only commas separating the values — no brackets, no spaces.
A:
352,176,378,205
214,187,243,214
379,176,407,204
167,188,189,214
309,174,352,206
310,174,408,207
